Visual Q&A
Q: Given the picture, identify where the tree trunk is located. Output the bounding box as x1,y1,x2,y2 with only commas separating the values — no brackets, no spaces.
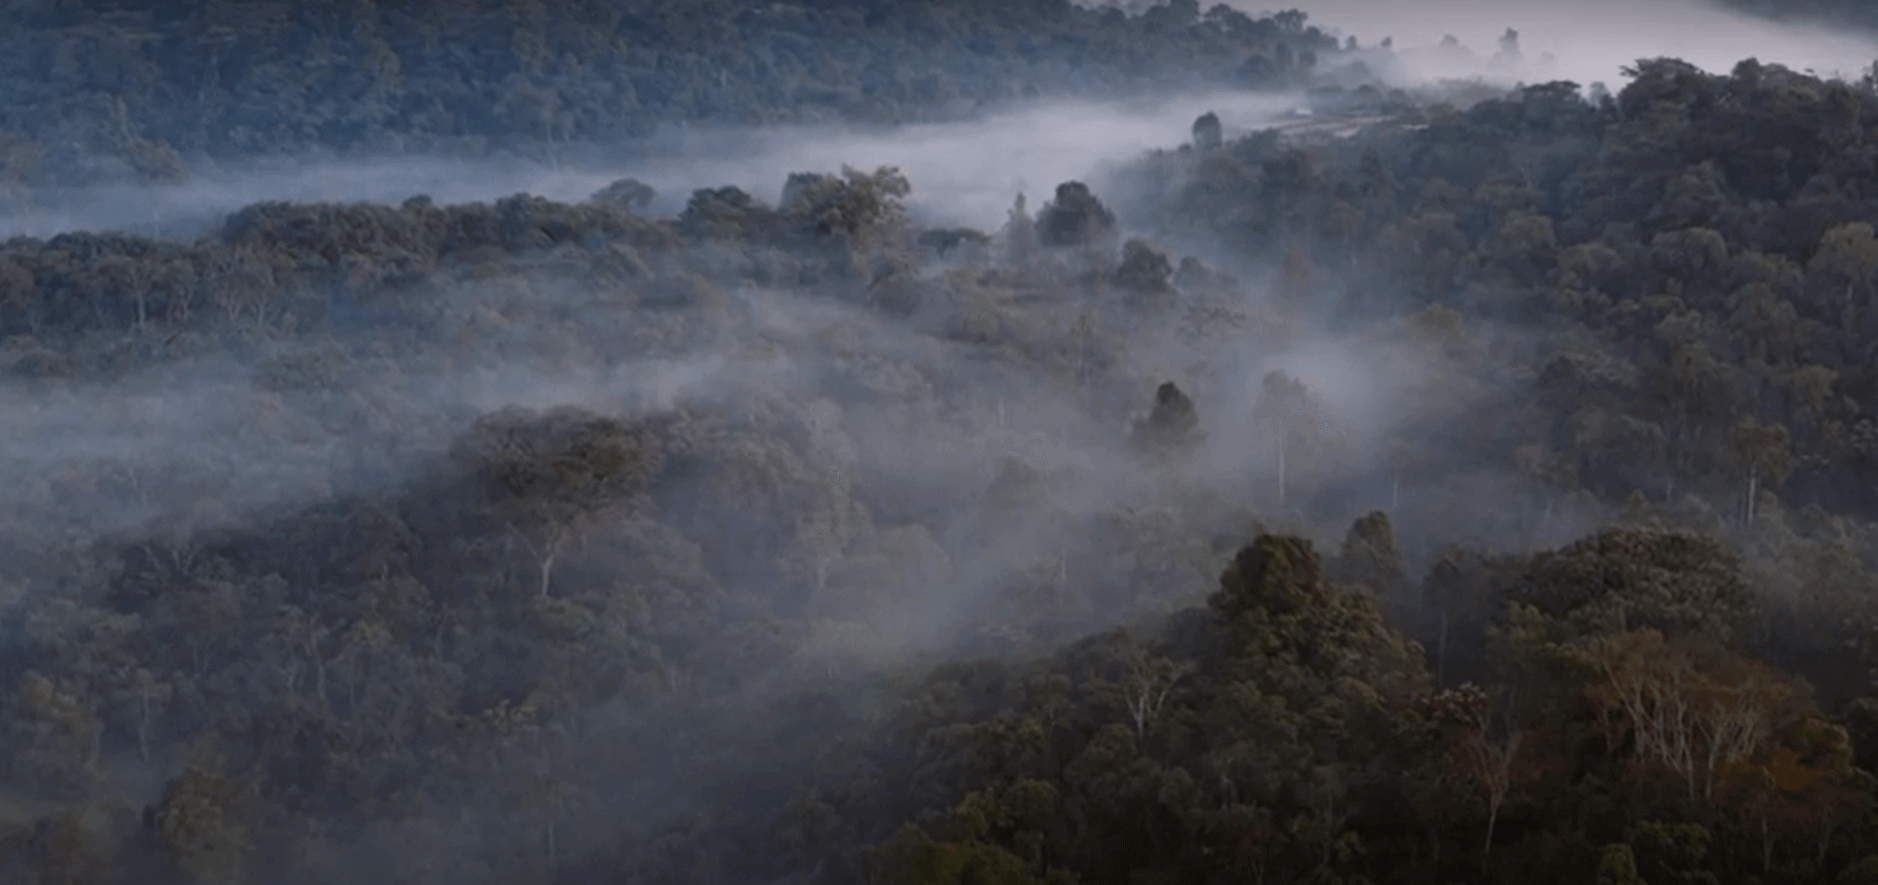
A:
1277,432,1287,505
1437,609,1448,686
313,654,327,709
1762,809,1773,873
89,707,101,769
1483,802,1498,874
1746,467,1759,527
138,691,150,762
1429,821,1442,884
538,525,566,599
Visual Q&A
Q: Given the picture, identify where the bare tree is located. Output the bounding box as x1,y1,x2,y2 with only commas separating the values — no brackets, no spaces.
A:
1119,645,1195,739
1587,630,1798,801
274,604,332,709
1453,723,1523,870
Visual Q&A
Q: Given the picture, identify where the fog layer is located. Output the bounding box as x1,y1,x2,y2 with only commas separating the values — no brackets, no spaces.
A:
0,91,1313,242
1237,0,1878,86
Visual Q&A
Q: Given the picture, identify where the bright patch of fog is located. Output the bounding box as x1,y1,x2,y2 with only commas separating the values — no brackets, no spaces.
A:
10,2,1877,241
0,90,1303,242
540,90,1305,229
1268,0,1878,89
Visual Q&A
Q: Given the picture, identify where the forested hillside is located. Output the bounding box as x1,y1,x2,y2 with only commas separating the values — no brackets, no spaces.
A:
7,2,1878,884
0,0,1337,189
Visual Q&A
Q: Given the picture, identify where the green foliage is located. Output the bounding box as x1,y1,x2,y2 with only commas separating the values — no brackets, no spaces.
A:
17,11,1878,885
1210,534,1325,619
588,178,656,213
868,825,1051,885
1508,528,1756,644
1626,820,1720,884
1333,510,1409,598
451,405,660,508
783,166,912,243
1035,182,1117,248
0,1,1340,183
1597,843,1647,885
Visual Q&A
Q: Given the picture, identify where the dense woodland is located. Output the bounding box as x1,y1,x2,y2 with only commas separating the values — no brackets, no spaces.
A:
0,0,1337,191
9,2,1878,885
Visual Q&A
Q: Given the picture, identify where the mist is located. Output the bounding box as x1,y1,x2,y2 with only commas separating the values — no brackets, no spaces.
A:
0,90,1308,243
1239,0,1878,88
11,2,1868,881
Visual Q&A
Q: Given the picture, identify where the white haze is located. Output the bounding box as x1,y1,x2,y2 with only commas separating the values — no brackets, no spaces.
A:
0,90,1303,242
15,0,1872,241
0,6,1773,877
1260,0,1878,89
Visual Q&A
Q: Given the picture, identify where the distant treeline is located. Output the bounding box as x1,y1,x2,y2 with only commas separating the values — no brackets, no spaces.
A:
0,0,1338,187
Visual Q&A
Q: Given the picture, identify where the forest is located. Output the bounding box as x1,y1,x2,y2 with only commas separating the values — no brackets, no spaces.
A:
0,0,1337,192
9,1,1878,884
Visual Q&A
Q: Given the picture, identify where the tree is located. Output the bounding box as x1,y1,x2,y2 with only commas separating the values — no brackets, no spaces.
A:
1034,181,1115,248
1114,238,1174,302
1109,643,1194,740
1332,510,1408,600
589,177,656,213
1002,193,1037,265
332,613,394,716
680,186,782,241
1252,371,1305,506
1625,820,1721,885
107,666,170,763
272,604,332,709
450,406,662,598
1478,27,1513,61
1650,227,1729,287
1192,111,1222,151
1715,718,1871,875
1277,242,1312,303
781,165,912,249
793,482,867,599
1724,418,1791,527
1261,149,1320,239
156,760,252,885
1449,702,1524,871
1130,381,1202,457
1249,371,1342,507
1810,222,1878,307
865,824,1055,885
1585,629,1805,802
1200,534,1433,878
1598,843,1647,885
1509,527,1757,646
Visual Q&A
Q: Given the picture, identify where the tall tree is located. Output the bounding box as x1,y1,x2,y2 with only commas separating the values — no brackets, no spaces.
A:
1003,192,1037,265
1724,417,1792,527
1192,111,1222,151
450,406,662,599
1034,181,1116,248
